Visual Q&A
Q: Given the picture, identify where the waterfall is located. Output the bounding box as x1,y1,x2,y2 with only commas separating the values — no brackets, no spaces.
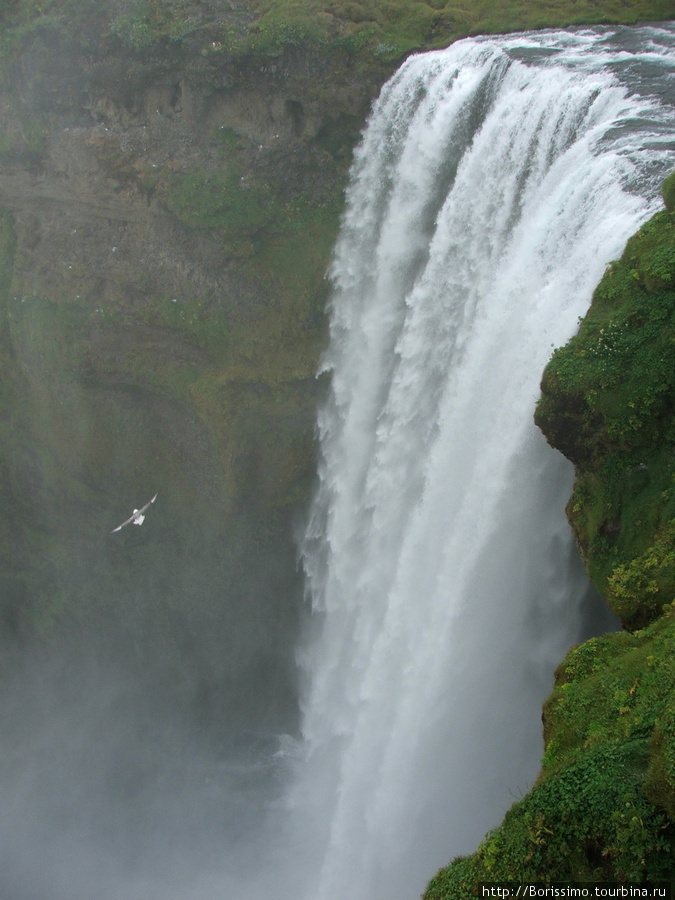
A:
292,25,675,900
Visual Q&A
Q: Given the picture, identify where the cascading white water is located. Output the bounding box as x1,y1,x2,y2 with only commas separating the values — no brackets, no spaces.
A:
292,25,675,900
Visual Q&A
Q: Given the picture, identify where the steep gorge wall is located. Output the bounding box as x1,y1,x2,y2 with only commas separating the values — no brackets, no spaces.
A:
0,22,391,730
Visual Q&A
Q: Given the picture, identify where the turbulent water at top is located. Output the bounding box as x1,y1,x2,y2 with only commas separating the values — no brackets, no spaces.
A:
290,24,675,900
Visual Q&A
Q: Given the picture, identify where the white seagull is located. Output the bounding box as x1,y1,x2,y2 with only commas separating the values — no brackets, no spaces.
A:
110,493,158,533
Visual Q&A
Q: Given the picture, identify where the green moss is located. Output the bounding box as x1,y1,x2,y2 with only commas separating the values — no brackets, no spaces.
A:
243,0,675,57
107,0,201,51
161,169,279,252
2,0,673,70
109,3,155,51
210,125,243,157
645,704,675,819
662,172,675,214
536,184,675,627
139,295,228,358
543,617,675,770
606,521,675,624
425,618,675,896
427,746,673,893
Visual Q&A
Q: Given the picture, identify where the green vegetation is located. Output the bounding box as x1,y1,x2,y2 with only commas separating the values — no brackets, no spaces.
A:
106,0,675,59
424,175,675,896
535,179,675,629
240,0,675,59
0,0,672,68
427,742,674,893
426,615,675,894
161,169,278,251
664,171,675,214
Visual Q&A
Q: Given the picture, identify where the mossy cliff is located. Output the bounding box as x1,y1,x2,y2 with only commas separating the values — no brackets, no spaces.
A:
536,181,675,634
0,0,388,731
424,175,675,894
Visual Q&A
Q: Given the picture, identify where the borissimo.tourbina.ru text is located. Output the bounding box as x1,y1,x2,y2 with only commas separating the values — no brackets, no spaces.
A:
480,885,671,899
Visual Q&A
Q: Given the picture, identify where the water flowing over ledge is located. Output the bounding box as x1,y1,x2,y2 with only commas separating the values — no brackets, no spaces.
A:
292,24,675,900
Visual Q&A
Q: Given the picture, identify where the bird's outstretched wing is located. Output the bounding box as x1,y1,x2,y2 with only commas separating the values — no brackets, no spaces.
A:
110,493,158,533
137,493,158,516
110,513,135,533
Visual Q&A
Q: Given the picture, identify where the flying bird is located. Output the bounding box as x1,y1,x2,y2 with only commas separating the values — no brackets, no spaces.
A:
110,493,158,533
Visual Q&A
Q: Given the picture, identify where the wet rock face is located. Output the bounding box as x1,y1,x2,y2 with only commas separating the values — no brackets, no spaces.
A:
0,28,384,729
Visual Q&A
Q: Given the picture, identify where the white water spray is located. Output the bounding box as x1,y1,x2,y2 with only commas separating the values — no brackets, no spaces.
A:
293,25,675,900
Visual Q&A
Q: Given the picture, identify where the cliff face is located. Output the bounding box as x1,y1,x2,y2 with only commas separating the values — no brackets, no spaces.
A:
536,172,675,632
425,174,675,895
0,13,391,732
